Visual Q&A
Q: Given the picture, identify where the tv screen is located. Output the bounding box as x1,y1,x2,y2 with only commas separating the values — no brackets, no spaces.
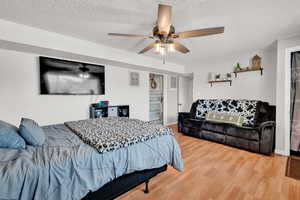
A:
39,57,105,95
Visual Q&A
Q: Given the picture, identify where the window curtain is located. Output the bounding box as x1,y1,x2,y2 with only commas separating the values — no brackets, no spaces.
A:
291,52,300,151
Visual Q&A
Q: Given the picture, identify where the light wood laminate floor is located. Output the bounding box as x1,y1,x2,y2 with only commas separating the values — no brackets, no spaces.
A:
117,125,300,200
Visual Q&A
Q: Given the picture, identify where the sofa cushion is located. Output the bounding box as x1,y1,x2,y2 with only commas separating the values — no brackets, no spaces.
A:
202,121,227,134
225,135,259,152
189,127,202,138
201,130,226,144
188,118,205,127
225,124,260,141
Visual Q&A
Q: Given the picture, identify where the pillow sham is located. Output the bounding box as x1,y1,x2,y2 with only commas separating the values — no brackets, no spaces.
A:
19,118,46,146
0,120,26,149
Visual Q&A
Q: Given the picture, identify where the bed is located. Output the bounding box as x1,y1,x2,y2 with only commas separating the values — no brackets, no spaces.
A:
0,118,183,200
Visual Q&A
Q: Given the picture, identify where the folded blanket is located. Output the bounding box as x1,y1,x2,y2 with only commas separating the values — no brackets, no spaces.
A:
65,117,173,153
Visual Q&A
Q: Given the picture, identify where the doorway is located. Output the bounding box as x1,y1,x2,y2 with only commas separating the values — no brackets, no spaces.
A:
149,73,164,124
178,75,193,113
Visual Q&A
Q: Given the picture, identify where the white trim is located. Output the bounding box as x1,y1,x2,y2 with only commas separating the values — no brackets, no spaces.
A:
166,121,178,126
284,46,300,156
275,149,289,156
163,75,168,126
284,49,291,156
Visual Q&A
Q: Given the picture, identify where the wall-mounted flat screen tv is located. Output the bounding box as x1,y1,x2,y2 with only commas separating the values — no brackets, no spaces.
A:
39,57,105,95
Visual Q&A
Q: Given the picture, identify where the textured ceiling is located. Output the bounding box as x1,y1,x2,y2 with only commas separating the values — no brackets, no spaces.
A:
1,0,300,66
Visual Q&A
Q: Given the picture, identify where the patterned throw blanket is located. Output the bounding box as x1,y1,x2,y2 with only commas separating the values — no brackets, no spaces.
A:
65,117,173,153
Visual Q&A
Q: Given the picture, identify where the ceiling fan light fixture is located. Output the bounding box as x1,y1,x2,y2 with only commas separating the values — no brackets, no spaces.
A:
168,42,175,52
160,45,166,55
154,42,161,53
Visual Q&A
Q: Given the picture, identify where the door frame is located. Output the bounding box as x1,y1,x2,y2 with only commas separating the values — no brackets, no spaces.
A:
149,73,165,125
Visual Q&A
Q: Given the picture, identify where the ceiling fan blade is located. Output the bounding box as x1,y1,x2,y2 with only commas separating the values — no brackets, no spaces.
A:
157,4,172,35
108,33,154,39
173,42,190,54
173,27,225,39
138,42,156,54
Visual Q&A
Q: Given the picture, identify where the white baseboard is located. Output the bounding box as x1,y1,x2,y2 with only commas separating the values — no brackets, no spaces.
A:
165,121,178,126
275,149,290,156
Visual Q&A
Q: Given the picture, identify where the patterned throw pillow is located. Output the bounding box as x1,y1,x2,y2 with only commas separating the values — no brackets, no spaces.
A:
206,112,245,126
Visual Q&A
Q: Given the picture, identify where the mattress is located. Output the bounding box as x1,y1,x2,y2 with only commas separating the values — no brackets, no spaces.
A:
0,124,183,200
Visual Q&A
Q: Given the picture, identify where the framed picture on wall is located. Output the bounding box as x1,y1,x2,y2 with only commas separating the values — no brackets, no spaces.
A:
129,72,139,86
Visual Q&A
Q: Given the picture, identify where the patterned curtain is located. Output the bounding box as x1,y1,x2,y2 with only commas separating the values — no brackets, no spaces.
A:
291,52,300,151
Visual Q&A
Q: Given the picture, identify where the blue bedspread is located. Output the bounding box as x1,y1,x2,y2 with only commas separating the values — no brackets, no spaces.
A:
0,124,183,200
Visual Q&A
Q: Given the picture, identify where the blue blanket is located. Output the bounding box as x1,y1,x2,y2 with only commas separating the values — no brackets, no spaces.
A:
0,124,183,200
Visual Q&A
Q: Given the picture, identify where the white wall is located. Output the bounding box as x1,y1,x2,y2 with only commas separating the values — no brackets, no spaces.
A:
0,49,149,126
188,44,277,105
0,19,185,74
178,76,193,112
0,20,187,128
166,76,178,125
276,35,300,155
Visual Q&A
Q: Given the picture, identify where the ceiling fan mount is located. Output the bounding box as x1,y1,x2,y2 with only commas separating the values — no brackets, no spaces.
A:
152,25,175,39
108,4,225,58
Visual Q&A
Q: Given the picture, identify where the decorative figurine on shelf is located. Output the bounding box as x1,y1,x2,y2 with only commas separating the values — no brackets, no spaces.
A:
235,62,242,71
251,55,262,70
215,73,221,81
226,73,232,80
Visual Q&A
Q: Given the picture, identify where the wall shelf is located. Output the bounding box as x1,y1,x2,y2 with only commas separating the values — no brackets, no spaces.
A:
234,67,263,77
208,80,232,87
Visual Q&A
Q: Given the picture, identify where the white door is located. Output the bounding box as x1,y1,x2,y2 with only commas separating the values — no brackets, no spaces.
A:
178,76,193,112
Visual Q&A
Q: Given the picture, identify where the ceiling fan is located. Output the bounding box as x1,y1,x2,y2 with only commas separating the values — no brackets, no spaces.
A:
108,4,224,61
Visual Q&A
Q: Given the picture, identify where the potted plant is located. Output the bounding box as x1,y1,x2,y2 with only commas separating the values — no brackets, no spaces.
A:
235,62,242,71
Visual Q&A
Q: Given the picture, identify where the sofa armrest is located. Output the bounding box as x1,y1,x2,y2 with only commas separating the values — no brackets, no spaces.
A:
178,112,192,134
259,121,276,154
178,112,192,118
